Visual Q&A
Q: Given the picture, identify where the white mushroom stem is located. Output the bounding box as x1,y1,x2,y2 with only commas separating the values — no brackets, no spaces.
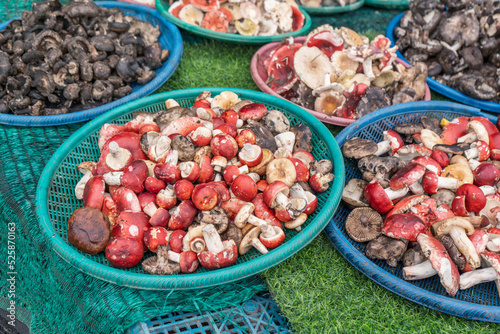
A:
235,203,256,228
487,235,500,252
274,132,295,153
247,173,260,183
374,140,391,156
464,147,479,160
457,132,478,144
480,185,497,195
167,250,181,263
248,215,269,227
214,173,222,182
402,260,438,280
227,157,239,166
469,159,481,171
202,224,225,254
75,170,93,200
448,227,481,268
143,202,158,217
238,165,249,174
460,267,498,290
165,149,178,165
251,238,269,254
437,176,460,190
275,191,291,208
103,171,123,186
409,181,424,195
362,59,375,79
106,141,131,170
384,187,409,200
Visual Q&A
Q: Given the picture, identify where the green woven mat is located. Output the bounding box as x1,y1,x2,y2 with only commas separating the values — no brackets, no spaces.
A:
0,2,457,333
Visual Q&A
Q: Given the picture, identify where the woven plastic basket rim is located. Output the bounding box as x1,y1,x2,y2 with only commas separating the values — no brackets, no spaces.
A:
250,36,431,126
155,0,312,44
329,100,500,322
0,1,183,127
36,87,345,290
365,0,408,9
299,0,364,15
386,12,500,113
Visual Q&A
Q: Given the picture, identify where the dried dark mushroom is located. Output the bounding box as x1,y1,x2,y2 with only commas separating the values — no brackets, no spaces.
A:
262,110,290,135
342,137,378,160
436,235,466,271
0,0,171,116
221,224,243,249
431,189,456,207
142,245,181,275
290,124,312,153
402,246,426,267
345,207,382,242
196,207,229,234
365,235,408,267
242,120,277,152
171,135,196,162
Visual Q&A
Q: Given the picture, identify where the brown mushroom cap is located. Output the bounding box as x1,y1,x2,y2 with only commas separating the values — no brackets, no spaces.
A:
365,235,408,267
342,137,378,159
221,224,243,249
142,245,181,275
68,207,111,255
345,207,382,242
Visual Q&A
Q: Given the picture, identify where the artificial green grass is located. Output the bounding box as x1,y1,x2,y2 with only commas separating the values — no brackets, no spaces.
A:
154,37,500,333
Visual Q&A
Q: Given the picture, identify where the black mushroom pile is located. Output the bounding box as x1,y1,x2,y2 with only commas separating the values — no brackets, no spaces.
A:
0,0,170,116
394,0,500,102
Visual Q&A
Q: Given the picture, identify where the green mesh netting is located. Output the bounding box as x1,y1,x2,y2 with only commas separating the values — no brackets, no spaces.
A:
0,2,406,333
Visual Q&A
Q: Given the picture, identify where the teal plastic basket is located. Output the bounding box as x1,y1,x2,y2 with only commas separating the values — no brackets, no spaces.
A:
155,0,312,44
365,0,408,9
36,88,344,290
300,0,364,15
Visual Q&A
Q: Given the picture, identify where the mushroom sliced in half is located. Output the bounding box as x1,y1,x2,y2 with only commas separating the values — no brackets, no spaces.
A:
345,207,382,242
294,46,334,90
365,235,407,267
403,234,459,297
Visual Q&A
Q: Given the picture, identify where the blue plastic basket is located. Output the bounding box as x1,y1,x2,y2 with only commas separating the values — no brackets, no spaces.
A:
0,1,183,127
328,100,500,322
125,292,291,333
386,13,500,113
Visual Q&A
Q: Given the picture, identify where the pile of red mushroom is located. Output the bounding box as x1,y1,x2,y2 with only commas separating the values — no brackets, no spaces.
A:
262,24,428,119
342,114,500,297
67,90,334,275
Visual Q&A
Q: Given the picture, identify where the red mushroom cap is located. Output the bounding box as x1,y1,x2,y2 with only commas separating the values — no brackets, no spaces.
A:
489,132,500,161
197,155,215,183
223,165,243,185
220,110,239,127
421,170,440,194
430,150,449,169
473,140,491,161
105,237,144,268
102,196,120,228
179,161,201,182
211,133,238,160
456,184,486,213
303,191,318,216
386,194,430,218
149,207,171,227
144,226,170,253
408,198,437,227
385,130,404,155
259,226,285,249
216,123,237,138
168,200,198,230
138,192,157,210
410,156,443,175
238,144,263,167
256,179,268,192
111,211,151,241
251,194,282,228
154,162,181,184
470,116,499,136
389,163,426,190
292,151,314,166
231,174,258,202
288,158,310,182
122,160,148,193
198,239,238,269
189,127,212,147
112,187,141,212
474,163,500,186
306,30,344,58
192,184,218,210
83,176,105,210
417,233,460,297
144,176,166,194
364,180,394,214
156,187,177,209
263,181,289,209
205,181,231,204
440,117,468,145
469,228,488,254
221,198,247,220
235,129,256,148
169,229,187,253
382,214,427,241
179,251,200,273
309,173,334,193
174,179,195,200
434,203,455,221
162,117,204,137
275,206,293,222
238,103,267,121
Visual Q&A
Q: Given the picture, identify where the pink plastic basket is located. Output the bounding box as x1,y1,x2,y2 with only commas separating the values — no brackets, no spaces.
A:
251,36,432,126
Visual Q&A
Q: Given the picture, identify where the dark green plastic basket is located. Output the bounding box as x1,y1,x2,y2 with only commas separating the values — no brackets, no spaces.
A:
36,88,344,290
300,0,364,15
155,0,312,44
